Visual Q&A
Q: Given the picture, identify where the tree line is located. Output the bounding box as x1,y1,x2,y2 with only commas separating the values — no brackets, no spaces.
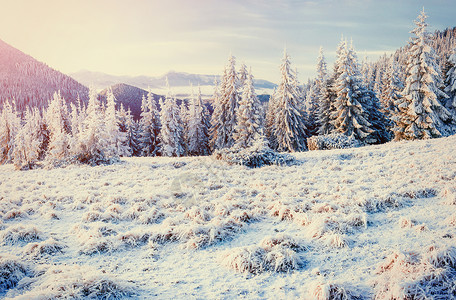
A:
1,10,456,169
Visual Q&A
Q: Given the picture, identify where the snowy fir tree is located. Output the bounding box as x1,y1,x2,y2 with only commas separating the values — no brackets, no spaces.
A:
45,91,71,162
233,68,264,148
444,49,456,115
117,103,132,157
187,86,211,155
0,99,21,164
271,49,309,152
159,79,185,157
392,10,454,140
210,55,240,150
317,47,338,135
105,88,128,157
380,61,404,116
265,87,278,149
140,88,161,156
304,80,319,135
180,98,189,155
331,41,377,144
12,107,43,169
238,63,249,91
76,88,109,163
125,107,142,157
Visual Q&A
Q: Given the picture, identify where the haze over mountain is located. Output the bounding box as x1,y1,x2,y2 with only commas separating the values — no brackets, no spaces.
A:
0,39,88,111
70,70,277,95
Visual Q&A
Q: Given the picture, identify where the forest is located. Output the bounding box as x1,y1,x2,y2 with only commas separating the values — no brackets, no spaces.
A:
1,10,456,170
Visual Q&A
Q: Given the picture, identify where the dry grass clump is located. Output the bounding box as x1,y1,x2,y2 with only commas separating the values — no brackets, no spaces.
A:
73,223,119,255
220,234,304,274
3,209,28,221
308,280,358,300
11,264,136,299
304,213,366,242
440,187,456,205
137,207,164,224
22,238,66,259
0,254,31,290
373,247,456,300
119,229,150,247
1,225,41,245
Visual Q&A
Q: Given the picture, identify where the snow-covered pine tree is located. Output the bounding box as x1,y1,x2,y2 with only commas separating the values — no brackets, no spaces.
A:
272,49,309,152
180,98,189,156
13,107,42,169
304,80,319,136
331,41,376,143
159,79,185,157
209,55,240,150
233,68,264,148
187,86,211,155
209,77,224,150
392,10,454,140
76,88,108,163
444,49,456,116
140,88,160,156
105,88,128,157
379,60,404,117
0,99,20,164
117,103,132,157
317,46,337,135
265,87,278,149
45,91,71,162
125,107,142,156
238,63,249,92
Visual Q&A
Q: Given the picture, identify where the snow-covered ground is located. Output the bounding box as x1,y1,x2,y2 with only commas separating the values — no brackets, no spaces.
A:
1,136,456,299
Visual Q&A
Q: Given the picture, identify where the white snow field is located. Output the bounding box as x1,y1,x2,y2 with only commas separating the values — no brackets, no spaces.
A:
1,136,456,299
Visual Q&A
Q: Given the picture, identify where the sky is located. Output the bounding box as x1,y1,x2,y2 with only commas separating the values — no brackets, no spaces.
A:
0,0,455,83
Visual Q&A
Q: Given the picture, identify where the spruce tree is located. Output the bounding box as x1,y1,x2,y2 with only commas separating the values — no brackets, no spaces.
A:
0,99,20,164
45,91,71,162
159,79,185,157
125,108,142,156
117,103,132,156
233,68,264,148
140,88,160,156
265,87,278,149
13,108,42,169
331,42,376,143
105,88,128,157
444,49,456,116
187,86,211,155
76,88,108,163
392,10,453,140
380,61,404,116
209,55,240,150
272,49,309,152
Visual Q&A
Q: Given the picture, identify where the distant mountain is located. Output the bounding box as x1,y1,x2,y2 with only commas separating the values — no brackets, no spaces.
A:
70,70,277,94
0,39,88,111
98,83,161,120
99,83,216,120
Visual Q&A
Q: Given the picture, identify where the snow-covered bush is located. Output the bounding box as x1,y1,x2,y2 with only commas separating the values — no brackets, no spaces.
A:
73,223,119,255
440,187,456,205
1,225,41,245
220,234,304,274
213,137,296,168
307,133,360,151
11,264,136,299
373,248,456,300
308,280,357,300
22,238,66,259
0,254,31,290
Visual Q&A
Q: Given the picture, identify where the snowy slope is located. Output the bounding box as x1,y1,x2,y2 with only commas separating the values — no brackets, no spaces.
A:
1,136,456,299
